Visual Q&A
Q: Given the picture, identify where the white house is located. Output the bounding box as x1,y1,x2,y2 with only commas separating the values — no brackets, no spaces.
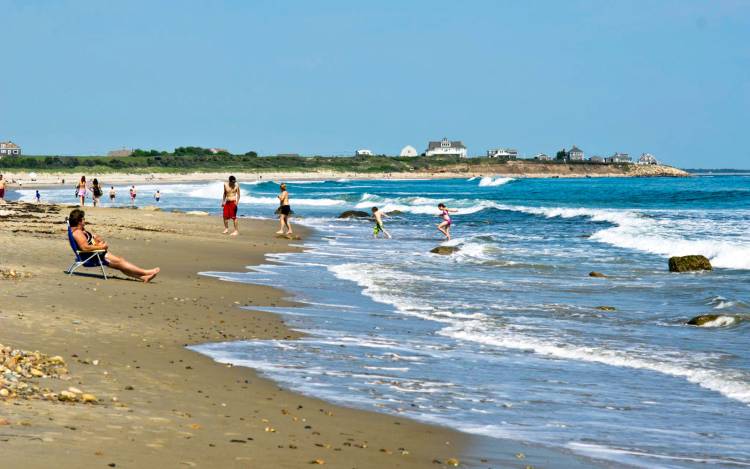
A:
638,153,658,165
0,141,21,158
606,152,631,163
355,149,374,156
534,153,551,161
425,138,467,158
590,155,604,163
568,145,584,161
487,148,518,160
399,145,418,157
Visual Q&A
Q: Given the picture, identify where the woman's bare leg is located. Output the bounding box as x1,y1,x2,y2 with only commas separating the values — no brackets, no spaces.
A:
285,216,293,234
105,253,160,282
277,216,285,234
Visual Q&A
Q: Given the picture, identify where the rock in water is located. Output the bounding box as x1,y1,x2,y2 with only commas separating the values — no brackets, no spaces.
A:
668,255,712,272
595,306,616,311
430,246,460,255
337,210,370,219
687,314,738,327
589,271,608,278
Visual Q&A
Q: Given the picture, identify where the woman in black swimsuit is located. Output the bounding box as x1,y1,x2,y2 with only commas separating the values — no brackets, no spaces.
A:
276,183,293,235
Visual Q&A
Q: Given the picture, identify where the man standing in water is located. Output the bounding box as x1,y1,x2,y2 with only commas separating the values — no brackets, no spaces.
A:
0,174,5,201
221,175,240,236
276,183,293,236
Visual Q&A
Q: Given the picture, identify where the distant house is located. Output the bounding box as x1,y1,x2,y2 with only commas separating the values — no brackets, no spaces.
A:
568,145,584,161
277,153,301,157
209,148,229,154
355,149,374,156
589,155,604,163
534,153,551,161
638,153,658,165
486,148,518,160
107,148,134,157
399,145,418,157
425,138,467,158
606,152,631,163
0,141,21,158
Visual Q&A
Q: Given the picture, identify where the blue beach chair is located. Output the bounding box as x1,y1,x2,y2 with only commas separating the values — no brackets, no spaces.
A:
66,220,109,279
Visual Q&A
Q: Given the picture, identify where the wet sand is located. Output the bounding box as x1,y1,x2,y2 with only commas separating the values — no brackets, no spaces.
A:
0,202,607,468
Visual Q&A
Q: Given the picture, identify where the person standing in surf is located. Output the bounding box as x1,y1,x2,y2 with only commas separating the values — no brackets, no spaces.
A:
276,183,293,236
221,175,240,236
129,185,137,207
76,176,87,206
91,178,103,207
437,203,457,240
371,207,391,239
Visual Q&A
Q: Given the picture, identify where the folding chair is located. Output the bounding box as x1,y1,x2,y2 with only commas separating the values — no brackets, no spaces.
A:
66,219,108,279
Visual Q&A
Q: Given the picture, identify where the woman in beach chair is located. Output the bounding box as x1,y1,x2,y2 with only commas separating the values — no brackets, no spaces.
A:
68,209,160,283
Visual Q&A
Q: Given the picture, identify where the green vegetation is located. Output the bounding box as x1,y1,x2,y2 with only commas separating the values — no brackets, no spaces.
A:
0,149,633,174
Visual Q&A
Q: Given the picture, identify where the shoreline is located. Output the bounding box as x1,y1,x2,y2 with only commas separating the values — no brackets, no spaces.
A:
0,202,609,468
1,163,689,188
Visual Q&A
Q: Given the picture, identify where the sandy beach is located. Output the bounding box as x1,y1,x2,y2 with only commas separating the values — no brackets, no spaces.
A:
0,202,603,468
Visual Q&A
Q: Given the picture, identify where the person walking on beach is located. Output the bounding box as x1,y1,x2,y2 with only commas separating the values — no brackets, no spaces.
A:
221,175,240,236
371,207,391,239
129,185,137,207
0,174,6,201
35,190,41,203
154,189,161,203
437,203,458,240
91,178,103,207
276,183,293,236
68,209,160,283
109,186,116,203
76,176,87,206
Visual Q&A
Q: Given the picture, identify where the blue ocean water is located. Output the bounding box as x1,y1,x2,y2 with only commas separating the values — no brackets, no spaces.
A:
19,176,750,467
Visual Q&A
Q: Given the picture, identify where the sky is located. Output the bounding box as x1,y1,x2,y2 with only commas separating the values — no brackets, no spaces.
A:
1,0,749,167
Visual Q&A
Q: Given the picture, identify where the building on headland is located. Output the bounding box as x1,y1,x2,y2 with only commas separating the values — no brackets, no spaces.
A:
277,153,301,157
0,141,21,158
399,145,418,157
425,138,467,158
606,152,631,163
638,153,657,165
107,148,134,157
208,148,229,154
355,149,374,156
568,145,584,161
533,153,551,161
589,155,604,163
486,148,518,160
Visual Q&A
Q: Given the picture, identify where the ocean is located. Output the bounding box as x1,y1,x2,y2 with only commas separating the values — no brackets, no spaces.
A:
18,175,750,468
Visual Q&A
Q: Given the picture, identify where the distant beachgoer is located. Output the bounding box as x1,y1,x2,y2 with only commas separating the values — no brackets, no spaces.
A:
129,185,136,207
222,176,240,236
154,190,161,203
77,176,87,206
0,174,5,200
437,203,458,240
109,186,116,202
276,183,293,235
91,178,103,207
35,190,41,203
68,209,160,283
371,207,391,239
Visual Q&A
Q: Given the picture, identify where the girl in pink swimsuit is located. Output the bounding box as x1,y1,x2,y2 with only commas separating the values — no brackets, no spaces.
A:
437,203,458,240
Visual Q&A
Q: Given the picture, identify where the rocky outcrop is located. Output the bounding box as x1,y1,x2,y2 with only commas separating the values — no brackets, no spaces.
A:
595,306,616,311
589,271,608,278
430,246,460,255
669,255,712,272
687,314,738,327
338,210,370,219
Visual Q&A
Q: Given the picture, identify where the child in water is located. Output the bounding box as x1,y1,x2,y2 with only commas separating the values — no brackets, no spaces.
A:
437,203,458,240
371,207,391,239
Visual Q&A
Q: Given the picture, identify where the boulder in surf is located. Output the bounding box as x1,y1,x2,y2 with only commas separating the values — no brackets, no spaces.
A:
668,255,712,272
589,271,608,278
686,314,737,327
337,210,370,219
430,246,460,255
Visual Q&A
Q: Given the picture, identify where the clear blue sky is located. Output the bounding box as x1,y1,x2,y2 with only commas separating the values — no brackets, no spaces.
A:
1,0,748,167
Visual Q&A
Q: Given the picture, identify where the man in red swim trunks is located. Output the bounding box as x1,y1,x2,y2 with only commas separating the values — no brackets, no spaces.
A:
221,175,241,236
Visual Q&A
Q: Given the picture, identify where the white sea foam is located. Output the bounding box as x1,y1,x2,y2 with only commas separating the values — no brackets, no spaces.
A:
478,176,514,187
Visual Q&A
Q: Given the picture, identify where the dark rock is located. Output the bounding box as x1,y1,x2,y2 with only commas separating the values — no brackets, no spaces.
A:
430,246,460,255
385,210,403,216
595,306,616,311
669,255,712,272
337,210,370,219
589,271,608,278
687,314,720,326
686,314,738,327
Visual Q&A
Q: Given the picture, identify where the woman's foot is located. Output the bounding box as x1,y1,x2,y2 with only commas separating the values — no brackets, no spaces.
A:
276,230,285,234
141,267,160,283
230,230,239,236
222,228,229,234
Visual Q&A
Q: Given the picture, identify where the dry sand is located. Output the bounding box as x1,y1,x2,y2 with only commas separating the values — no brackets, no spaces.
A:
0,202,605,468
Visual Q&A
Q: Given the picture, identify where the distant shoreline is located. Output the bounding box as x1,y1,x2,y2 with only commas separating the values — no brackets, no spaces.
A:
1,162,689,188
